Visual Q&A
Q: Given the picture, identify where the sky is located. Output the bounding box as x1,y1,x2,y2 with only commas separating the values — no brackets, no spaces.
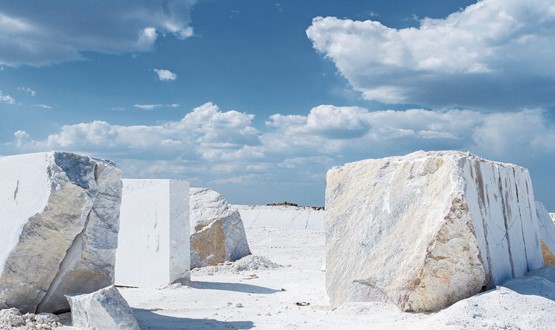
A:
1,0,555,208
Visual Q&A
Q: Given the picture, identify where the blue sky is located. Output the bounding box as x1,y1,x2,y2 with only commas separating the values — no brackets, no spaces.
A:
2,0,555,208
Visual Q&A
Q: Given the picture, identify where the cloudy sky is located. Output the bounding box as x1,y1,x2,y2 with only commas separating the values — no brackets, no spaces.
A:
1,0,555,208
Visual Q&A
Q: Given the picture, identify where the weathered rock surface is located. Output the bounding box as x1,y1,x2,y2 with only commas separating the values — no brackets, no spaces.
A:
0,152,122,313
535,202,555,265
325,150,543,312
66,285,140,330
115,179,190,287
190,188,251,268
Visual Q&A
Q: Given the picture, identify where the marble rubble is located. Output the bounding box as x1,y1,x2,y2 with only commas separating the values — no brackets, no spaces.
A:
0,152,122,313
115,179,190,287
0,308,61,328
190,188,251,268
66,285,140,330
325,150,543,312
535,201,555,265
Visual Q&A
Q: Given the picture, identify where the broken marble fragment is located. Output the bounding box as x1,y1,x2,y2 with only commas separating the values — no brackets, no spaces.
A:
325,150,543,312
0,152,122,313
189,188,251,268
66,286,140,330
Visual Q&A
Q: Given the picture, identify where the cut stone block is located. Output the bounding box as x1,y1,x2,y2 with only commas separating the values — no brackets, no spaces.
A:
190,188,251,268
325,150,543,312
0,152,122,314
535,202,555,265
115,179,189,287
66,285,140,330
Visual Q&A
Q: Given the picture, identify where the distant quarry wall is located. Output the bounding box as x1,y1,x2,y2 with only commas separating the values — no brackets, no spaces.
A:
235,205,325,230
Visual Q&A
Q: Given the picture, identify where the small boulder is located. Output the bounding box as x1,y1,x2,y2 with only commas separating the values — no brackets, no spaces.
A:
189,188,251,268
66,286,140,330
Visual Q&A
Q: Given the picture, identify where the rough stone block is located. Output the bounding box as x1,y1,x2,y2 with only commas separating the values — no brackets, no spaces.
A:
115,179,189,287
66,285,140,330
0,152,122,313
535,202,555,265
190,188,251,268
325,151,543,312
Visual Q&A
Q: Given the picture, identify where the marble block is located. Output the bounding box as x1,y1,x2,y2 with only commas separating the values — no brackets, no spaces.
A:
115,179,189,287
325,151,543,312
0,152,122,313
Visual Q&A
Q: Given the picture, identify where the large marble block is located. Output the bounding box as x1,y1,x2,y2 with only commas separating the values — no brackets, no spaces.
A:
190,188,250,268
325,151,543,312
535,201,555,265
0,152,122,313
115,179,189,287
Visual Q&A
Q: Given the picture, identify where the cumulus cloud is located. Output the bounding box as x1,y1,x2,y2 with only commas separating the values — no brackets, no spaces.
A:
0,91,15,104
11,102,555,205
306,0,555,108
0,0,197,66
153,69,177,81
134,103,180,110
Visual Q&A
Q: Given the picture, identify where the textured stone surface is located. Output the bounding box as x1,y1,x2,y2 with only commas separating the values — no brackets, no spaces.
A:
236,205,325,230
0,152,122,313
325,150,543,312
535,202,555,265
67,286,140,330
190,188,251,268
115,179,190,287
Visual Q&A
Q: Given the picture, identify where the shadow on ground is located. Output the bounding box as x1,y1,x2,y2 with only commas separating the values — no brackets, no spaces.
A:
133,309,254,330
502,271,555,302
189,280,281,294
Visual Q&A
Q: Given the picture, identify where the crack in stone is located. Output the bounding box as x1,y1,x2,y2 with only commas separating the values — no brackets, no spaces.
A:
35,208,93,313
13,180,19,201
498,169,515,278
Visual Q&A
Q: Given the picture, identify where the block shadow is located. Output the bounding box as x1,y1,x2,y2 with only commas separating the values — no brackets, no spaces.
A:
502,275,555,302
189,280,280,294
133,309,254,330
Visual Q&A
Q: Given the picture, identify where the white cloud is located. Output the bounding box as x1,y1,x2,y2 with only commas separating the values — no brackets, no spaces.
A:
0,0,197,66
134,103,180,110
0,91,15,104
10,102,555,205
35,104,52,109
153,69,177,81
18,86,36,96
306,0,555,108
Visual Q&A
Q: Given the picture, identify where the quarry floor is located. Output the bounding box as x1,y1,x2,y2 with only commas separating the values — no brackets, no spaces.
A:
104,226,555,330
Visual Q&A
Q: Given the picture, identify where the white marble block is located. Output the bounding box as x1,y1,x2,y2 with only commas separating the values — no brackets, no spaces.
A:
325,151,543,312
0,152,122,313
535,201,555,265
115,179,189,287
66,286,140,330
190,188,251,268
